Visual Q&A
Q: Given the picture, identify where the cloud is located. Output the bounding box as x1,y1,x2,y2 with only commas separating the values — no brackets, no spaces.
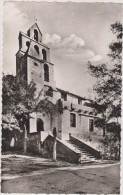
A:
90,55,103,62
3,2,29,75
43,34,61,46
43,33,85,51
3,2,28,28
43,33,102,62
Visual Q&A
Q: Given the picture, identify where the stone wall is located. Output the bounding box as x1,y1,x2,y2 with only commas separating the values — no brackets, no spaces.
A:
27,132,41,153
44,135,81,163
61,109,98,140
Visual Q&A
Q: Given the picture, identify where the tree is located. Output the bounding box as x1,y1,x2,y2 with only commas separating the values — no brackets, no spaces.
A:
88,21,122,160
52,127,57,161
2,74,59,153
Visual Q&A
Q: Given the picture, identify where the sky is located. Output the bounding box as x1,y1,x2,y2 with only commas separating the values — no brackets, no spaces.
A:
3,1,122,99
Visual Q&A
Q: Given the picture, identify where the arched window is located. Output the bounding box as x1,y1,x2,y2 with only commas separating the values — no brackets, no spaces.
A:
44,64,49,82
37,118,44,132
26,41,30,48
34,45,39,54
34,29,38,42
42,49,47,61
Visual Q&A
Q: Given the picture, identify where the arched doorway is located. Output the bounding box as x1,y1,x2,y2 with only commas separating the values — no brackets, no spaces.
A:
37,118,44,132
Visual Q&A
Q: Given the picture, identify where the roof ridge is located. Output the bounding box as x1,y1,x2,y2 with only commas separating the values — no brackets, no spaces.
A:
56,87,88,100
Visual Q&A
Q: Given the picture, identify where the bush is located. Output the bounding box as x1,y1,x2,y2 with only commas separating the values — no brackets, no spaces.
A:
101,133,120,160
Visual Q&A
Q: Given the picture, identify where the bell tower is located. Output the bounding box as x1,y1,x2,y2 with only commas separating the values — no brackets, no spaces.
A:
16,22,56,96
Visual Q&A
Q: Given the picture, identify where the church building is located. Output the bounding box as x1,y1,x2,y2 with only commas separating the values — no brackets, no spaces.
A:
16,23,102,144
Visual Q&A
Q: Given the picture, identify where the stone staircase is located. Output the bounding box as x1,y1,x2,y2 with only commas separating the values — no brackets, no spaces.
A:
64,139,99,163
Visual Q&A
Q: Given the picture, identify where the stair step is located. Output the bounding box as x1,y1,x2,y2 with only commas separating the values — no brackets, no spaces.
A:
81,158,97,161
64,140,98,162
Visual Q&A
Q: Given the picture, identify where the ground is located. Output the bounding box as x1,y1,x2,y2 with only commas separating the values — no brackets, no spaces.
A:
1,154,120,194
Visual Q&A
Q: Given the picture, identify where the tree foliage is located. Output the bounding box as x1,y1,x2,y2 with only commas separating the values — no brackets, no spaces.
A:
2,74,61,153
88,21,122,160
88,21,122,126
2,75,59,133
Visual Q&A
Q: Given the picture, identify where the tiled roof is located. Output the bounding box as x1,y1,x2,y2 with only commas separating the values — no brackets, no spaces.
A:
56,87,92,101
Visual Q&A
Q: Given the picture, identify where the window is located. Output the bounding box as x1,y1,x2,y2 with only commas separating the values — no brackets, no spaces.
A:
46,87,53,97
61,92,67,101
83,101,93,108
37,118,44,132
34,45,39,54
27,29,30,37
42,49,47,61
78,98,82,105
89,119,94,132
44,64,49,82
70,113,76,127
34,29,38,42
34,62,38,66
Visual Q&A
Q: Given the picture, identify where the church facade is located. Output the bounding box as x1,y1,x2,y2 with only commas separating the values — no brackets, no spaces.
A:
16,23,101,141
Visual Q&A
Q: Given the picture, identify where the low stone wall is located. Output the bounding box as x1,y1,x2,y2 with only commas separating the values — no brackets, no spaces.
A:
70,134,101,159
2,131,24,152
27,132,41,154
44,135,81,163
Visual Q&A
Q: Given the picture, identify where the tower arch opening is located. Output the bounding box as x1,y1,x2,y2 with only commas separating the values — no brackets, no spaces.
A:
34,29,38,42
26,41,30,48
42,49,47,61
34,45,39,54
44,64,49,82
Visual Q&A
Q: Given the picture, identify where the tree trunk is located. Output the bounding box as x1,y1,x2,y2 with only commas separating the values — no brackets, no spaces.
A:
103,127,105,137
38,141,42,154
103,114,106,137
53,137,57,161
38,132,42,154
118,141,121,161
23,124,27,153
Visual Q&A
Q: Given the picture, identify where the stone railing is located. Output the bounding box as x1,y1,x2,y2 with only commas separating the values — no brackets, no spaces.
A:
69,134,101,159
40,131,49,142
70,133,104,152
